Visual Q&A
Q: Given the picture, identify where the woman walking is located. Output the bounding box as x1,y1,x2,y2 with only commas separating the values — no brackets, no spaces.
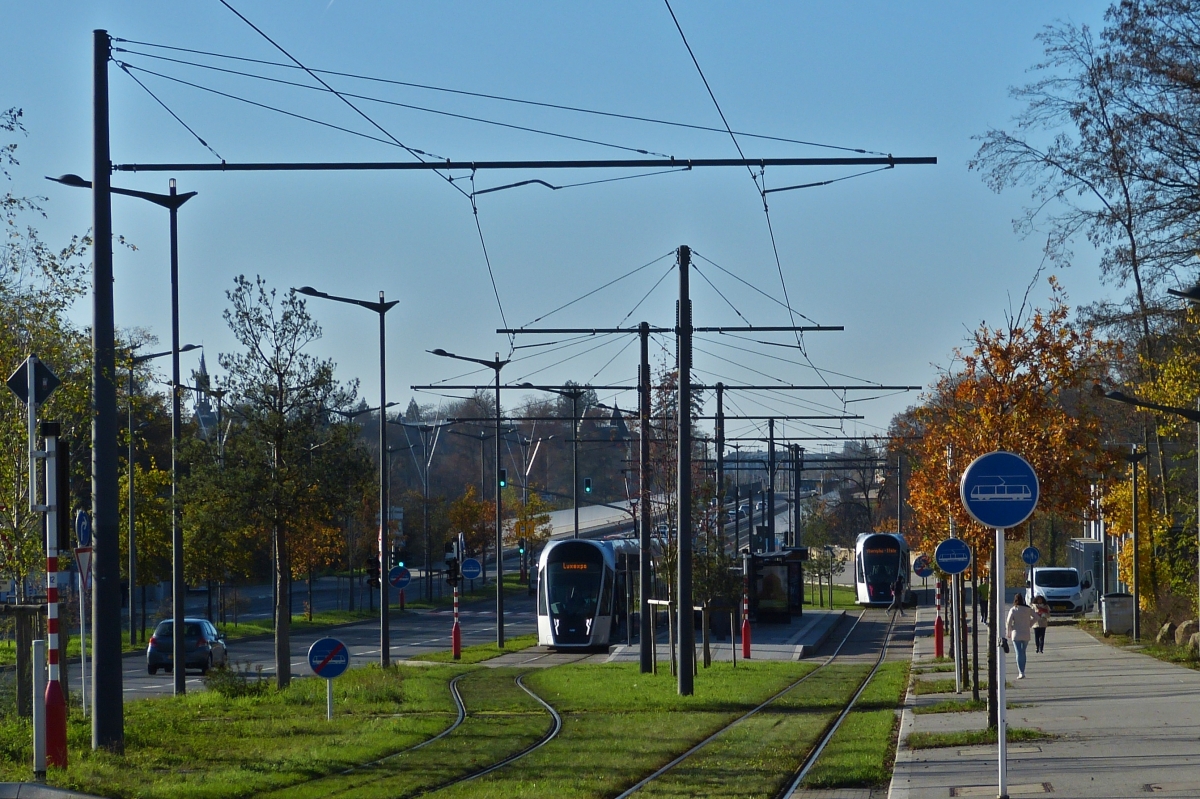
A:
1006,594,1037,678
1032,595,1050,653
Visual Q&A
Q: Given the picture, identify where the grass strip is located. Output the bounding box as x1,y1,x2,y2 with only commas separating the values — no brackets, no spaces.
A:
428,660,819,799
912,678,995,695
410,634,539,664
906,727,1052,750
254,667,550,799
911,664,956,674
801,661,910,789
0,664,467,798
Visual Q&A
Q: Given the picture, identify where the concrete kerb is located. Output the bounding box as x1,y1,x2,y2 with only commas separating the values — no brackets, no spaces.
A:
795,610,846,659
0,783,103,799
886,612,923,799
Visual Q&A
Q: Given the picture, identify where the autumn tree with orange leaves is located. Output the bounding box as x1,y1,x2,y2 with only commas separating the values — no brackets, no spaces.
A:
893,278,1117,568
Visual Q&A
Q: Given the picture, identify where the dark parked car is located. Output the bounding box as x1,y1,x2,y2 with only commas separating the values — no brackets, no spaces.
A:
146,618,228,675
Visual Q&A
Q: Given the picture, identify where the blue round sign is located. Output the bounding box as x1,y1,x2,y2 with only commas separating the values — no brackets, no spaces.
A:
1022,546,1041,566
308,637,349,680
388,566,411,589
913,554,934,579
935,538,972,575
75,510,91,547
460,558,482,581
959,451,1039,529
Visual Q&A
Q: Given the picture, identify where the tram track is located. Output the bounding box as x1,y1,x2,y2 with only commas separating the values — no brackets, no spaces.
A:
613,609,898,799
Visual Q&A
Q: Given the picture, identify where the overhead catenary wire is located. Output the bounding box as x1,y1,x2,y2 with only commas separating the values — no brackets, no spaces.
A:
110,37,887,156
522,251,675,328
215,0,514,350
113,47,676,159
113,61,224,161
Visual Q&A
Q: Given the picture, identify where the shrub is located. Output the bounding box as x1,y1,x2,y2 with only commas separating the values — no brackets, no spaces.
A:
203,661,270,698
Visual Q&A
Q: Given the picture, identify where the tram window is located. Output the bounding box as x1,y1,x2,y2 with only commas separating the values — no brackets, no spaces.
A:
538,572,549,616
547,561,603,618
599,568,614,616
857,556,864,583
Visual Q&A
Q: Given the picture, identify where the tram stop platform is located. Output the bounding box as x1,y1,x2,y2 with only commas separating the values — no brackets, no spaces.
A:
890,604,1200,798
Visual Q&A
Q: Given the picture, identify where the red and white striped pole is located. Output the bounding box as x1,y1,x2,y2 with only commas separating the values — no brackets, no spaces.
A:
741,587,751,660
42,424,67,768
451,584,461,660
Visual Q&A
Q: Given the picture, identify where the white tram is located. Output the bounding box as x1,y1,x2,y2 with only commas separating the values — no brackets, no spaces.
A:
853,532,911,606
536,537,642,650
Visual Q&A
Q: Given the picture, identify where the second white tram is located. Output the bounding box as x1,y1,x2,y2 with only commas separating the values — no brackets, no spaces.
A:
537,537,641,650
853,532,911,606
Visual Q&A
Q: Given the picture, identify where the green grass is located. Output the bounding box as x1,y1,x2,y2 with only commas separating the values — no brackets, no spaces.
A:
906,727,1053,749
1078,619,1200,670
0,663,468,798
912,677,994,695
402,575,531,610
429,660,822,799
911,663,956,674
807,583,859,610
801,661,910,789
914,698,987,714
410,634,539,664
253,667,551,799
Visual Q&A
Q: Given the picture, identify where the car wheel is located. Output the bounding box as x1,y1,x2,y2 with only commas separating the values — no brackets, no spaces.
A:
148,666,158,675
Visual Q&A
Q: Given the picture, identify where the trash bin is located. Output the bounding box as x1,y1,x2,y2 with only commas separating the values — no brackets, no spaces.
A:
1102,593,1134,637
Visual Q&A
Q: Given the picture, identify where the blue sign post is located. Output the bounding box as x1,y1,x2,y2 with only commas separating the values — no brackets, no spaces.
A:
1021,546,1040,566
958,451,1039,799
460,558,482,581
935,538,972,575
308,637,349,721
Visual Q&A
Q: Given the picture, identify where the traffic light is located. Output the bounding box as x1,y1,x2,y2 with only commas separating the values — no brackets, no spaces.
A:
499,469,507,488
518,538,526,556
366,559,381,589
584,477,592,494
444,541,460,586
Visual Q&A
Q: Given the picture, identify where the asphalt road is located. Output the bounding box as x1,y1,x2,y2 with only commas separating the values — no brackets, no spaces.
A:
68,592,537,701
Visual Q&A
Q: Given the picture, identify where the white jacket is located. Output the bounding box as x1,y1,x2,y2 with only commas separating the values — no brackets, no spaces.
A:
1006,605,1036,642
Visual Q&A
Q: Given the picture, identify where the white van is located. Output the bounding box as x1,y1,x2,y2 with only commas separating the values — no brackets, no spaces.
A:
1026,567,1092,614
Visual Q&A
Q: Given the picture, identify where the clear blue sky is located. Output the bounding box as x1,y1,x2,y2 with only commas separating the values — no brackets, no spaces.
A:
4,1,1111,451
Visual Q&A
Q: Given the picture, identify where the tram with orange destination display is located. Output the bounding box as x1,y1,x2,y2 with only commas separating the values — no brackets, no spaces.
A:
854,532,911,606
536,537,641,649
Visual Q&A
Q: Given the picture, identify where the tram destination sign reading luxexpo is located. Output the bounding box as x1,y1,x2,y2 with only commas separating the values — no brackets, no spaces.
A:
959,451,1040,530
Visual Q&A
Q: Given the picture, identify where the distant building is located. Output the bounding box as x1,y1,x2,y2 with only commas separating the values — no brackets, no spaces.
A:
192,353,217,439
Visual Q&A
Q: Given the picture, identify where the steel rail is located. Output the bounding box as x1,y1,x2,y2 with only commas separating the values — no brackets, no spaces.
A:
613,611,869,799
777,612,899,797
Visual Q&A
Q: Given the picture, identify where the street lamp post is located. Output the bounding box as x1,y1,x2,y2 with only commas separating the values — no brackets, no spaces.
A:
296,286,398,667
126,345,199,646
49,172,197,697
1104,389,1200,632
430,349,510,647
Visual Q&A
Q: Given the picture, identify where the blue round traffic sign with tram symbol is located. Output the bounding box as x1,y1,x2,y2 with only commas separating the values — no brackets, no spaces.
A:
959,451,1039,530
308,637,349,680
913,554,934,579
935,538,972,575
388,566,411,589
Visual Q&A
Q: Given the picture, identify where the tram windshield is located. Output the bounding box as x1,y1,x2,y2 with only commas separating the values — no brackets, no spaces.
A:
546,561,603,618
861,538,902,585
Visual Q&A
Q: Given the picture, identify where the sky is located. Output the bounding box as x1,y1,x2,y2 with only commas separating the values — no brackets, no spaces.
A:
3,1,1114,453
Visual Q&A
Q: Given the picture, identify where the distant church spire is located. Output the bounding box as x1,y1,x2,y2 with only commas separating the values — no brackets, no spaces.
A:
193,353,217,438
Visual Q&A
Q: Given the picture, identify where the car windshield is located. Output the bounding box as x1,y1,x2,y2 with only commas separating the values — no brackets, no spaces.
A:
1035,570,1079,588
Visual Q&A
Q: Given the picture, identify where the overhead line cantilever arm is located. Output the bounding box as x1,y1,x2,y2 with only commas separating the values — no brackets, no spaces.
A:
415,384,917,391
113,155,937,173
497,325,843,334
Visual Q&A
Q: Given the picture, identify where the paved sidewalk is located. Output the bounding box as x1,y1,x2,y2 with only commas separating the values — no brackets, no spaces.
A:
890,605,1200,798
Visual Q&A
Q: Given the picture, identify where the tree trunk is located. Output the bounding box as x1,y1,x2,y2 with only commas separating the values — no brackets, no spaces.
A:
274,520,290,689
308,568,314,621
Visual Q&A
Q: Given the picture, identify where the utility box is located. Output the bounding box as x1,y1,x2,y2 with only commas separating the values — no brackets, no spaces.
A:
1102,593,1134,637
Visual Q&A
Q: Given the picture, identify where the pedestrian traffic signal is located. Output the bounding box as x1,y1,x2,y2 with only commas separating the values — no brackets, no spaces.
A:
518,538,526,555
499,469,507,488
584,477,592,493
366,560,381,589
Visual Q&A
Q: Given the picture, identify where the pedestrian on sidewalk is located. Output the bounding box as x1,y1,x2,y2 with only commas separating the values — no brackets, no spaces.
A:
1032,595,1049,653
1006,593,1036,678
888,574,906,618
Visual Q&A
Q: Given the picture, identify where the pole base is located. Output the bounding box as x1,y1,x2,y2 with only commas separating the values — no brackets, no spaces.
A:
452,621,462,660
45,680,67,769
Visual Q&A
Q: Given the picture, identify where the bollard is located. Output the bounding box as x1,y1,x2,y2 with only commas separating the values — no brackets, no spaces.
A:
741,589,752,659
935,581,945,659
451,584,461,660
399,588,405,611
